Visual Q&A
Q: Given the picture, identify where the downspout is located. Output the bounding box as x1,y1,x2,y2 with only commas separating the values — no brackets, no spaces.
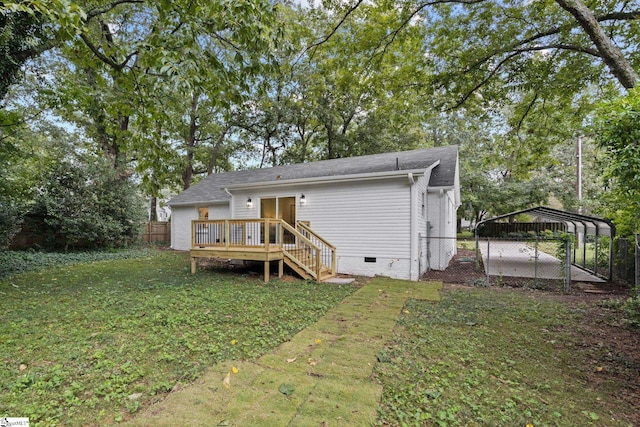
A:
224,188,233,218
408,173,417,280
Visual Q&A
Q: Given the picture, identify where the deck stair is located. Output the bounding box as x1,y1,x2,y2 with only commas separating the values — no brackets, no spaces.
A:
279,220,336,282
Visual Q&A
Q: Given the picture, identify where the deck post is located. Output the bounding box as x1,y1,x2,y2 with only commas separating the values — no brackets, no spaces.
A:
331,249,337,275
191,257,197,274
279,220,284,245
278,259,284,278
224,220,230,249
265,218,270,251
264,260,270,283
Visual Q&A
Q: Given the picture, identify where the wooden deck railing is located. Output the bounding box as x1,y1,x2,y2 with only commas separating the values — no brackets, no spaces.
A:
295,221,337,277
191,218,336,281
279,220,324,279
192,219,282,250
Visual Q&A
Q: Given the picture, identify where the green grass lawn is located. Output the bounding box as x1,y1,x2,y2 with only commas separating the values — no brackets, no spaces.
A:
0,250,356,426
374,287,637,427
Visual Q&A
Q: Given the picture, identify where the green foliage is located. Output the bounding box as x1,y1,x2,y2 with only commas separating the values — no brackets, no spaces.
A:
374,289,635,426
0,201,23,254
0,0,93,100
0,251,355,425
594,87,640,236
0,247,155,280
622,295,640,328
31,157,145,250
553,233,574,274
0,198,22,250
3,0,638,234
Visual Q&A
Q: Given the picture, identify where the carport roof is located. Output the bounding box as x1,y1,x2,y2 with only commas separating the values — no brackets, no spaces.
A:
477,206,615,237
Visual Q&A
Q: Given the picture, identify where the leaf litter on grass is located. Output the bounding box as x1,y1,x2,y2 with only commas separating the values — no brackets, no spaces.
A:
0,250,356,426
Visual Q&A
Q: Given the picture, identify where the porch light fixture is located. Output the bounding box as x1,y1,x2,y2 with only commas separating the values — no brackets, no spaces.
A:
246,198,253,209
300,194,307,206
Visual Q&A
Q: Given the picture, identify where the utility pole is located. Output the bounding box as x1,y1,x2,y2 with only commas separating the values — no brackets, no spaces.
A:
576,135,583,215
576,135,583,251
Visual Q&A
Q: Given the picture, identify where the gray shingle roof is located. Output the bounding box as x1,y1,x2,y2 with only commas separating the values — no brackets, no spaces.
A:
168,145,458,206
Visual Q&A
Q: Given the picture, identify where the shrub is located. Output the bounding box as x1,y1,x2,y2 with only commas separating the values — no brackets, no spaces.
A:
0,198,23,250
622,295,640,328
31,158,145,250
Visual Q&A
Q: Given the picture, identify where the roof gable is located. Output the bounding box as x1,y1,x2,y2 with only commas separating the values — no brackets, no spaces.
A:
169,145,458,206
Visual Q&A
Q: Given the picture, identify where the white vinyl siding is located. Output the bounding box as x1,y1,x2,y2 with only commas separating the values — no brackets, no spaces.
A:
302,180,411,259
426,188,457,270
208,204,230,220
415,174,430,276
231,178,413,278
171,165,459,279
170,206,200,251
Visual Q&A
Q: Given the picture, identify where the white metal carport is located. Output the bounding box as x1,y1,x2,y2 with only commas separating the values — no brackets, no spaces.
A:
476,206,615,282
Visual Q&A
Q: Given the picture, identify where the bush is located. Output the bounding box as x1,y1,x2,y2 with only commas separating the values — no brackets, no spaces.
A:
622,295,640,328
0,198,23,250
457,230,474,239
31,158,145,250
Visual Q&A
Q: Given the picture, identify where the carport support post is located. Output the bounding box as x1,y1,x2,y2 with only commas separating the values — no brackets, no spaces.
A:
475,232,479,269
635,234,639,295
534,235,539,288
565,238,572,293
486,237,490,285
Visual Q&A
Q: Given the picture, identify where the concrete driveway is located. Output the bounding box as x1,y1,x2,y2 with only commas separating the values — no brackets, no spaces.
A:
478,240,604,283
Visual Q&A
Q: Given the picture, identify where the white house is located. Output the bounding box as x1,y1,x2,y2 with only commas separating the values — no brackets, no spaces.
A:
168,145,460,281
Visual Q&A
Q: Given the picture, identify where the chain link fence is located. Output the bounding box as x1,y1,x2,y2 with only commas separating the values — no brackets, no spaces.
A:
613,235,640,293
423,236,619,293
423,233,640,295
478,236,574,292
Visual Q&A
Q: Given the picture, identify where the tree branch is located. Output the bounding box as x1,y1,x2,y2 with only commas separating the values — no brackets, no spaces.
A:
513,43,601,57
514,93,539,140
79,33,137,71
85,0,145,21
371,0,488,64
305,0,365,58
599,10,640,21
461,6,631,77
446,51,521,111
555,0,638,88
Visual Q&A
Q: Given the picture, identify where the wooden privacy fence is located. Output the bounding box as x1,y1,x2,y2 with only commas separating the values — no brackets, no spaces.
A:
144,221,170,243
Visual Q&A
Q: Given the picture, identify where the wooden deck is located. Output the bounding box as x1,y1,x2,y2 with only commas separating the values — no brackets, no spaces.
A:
190,219,336,283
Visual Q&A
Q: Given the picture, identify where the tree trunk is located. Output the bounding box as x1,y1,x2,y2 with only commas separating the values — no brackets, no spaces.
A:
555,0,638,89
207,125,230,175
149,195,157,222
182,92,200,190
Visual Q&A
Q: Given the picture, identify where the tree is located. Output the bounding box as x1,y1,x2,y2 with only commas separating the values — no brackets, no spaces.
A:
0,0,142,101
306,0,638,150
0,84,102,249
555,0,638,89
593,87,640,236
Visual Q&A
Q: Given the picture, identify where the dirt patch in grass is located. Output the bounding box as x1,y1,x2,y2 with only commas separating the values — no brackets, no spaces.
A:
421,248,486,285
374,284,640,426
546,290,640,422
